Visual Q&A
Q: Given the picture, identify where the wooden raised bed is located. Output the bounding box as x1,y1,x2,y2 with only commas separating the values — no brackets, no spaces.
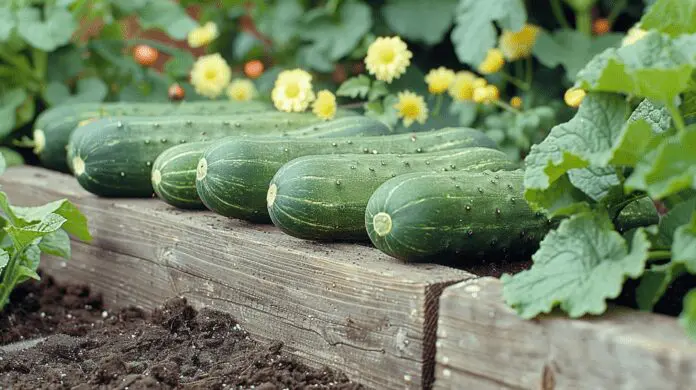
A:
1,166,472,390
6,166,696,390
434,277,696,389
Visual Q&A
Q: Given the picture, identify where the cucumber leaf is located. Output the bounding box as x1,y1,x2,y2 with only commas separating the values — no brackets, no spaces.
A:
683,91,696,119
625,125,696,198
640,0,696,37
38,229,71,260
337,75,371,99
0,7,15,41
628,99,671,134
43,77,108,107
567,166,621,202
0,196,91,242
6,213,66,250
450,0,526,66
576,32,696,102
673,212,696,272
502,211,651,318
636,262,686,311
680,289,696,340
16,6,76,51
382,0,457,45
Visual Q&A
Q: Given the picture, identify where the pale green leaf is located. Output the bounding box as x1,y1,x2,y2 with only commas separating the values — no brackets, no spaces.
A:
628,99,671,134
6,213,67,250
256,0,303,47
299,0,372,61
608,120,657,166
38,229,71,259
567,166,621,202
576,32,696,102
449,101,478,127
673,212,696,272
625,125,696,198
0,7,15,41
382,0,457,45
683,91,696,119
137,0,197,40
451,0,526,66
16,7,76,51
336,75,371,99
533,29,623,80
502,212,651,318
0,88,27,138
523,93,628,192
368,81,388,102
0,248,9,271
656,197,696,246
680,288,696,341
11,199,91,242
43,77,108,107
640,0,696,37
525,173,592,216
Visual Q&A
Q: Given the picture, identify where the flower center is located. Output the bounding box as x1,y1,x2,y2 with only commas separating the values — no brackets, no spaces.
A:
379,48,395,64
285,83,300,98
204,69,217,80
401,102,419,119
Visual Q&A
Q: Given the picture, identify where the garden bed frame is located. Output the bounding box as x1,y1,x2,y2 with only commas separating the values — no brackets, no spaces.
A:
3,166,695,390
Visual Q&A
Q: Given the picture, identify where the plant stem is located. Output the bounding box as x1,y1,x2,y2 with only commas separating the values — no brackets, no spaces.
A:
666,102,687,135
433,94,443,116
524,56,534,88
32,48,47,82
0,250,22,310
550,0,571,29
648,250,672,261
494,100,522,114
576,8,592,36
499,71,530,91
607,0,627,24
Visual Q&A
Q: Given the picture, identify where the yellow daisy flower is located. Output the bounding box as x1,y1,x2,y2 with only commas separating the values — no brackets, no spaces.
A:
478,48,505,74
272,69,315,112
499,24,541,61
425,67,455,95
226,79,257,102
473,77,488,89
394,91,428,127
622,26,648,47
190,53,231,99
473,85,500,104
448,71,477,101
312,90,337,121
364,36,412,83
187,22,219,48
564,88,586,108
510,96,523,109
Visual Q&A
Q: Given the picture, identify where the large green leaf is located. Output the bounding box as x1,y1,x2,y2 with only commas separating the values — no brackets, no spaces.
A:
625,125,696,198
0,88,27,138
336,75,371,99
576,32,696,102
0,7,15,41
673,212,696,272
636,262,686,311
137,0,197,40
256,0,304,47
16,6,76,51
9,198,91,242
47,45,85,83
299,0,372,63
450,0,526,66
6,213,67,250
38,229,71,259
502,212,651,318
640,0,696,37
533,29,623,81
683,91,696,119
43,77,108,107
628,99,671,134
382,0,457,45
680,289,696,341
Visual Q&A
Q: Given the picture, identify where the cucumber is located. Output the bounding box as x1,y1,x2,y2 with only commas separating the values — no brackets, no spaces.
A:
152,116,392,209
365,169,550,262
267,147,518,241
197,127,499,223
365,170,662,262
68,110,362,197
34,100,272,172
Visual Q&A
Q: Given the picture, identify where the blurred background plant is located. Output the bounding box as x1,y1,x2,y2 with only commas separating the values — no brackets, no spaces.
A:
0,0,655,164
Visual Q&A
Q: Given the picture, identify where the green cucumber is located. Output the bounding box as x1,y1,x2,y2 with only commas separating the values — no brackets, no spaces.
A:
268,147,518,241
197,127,499,223
365,169,550,262
365,170,662,262
34,100,272,172
69,110,363,197
152,116,392,209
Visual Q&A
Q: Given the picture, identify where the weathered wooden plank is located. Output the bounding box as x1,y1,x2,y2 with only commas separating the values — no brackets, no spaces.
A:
434,277,696,390
2,166,473,390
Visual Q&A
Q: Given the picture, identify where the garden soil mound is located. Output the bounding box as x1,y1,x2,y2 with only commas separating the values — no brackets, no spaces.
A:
0,274,363,389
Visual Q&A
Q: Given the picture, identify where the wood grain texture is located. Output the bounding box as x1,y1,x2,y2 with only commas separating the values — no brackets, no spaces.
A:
434,277,696,390
2,166,473,390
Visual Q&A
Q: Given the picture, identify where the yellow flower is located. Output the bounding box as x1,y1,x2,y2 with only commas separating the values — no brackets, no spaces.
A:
312,90,337,121
226,79,257,102
364,36,412,83
394,91,428,127
190,53,231,99
499,24,541,60
622,26,648,47
473,85,500,104
478,48,505,74
272,69,315,112
473,77,488,89
187,22,219,48
425,67,455,95
510,96,522,109
564,88,586,108
448,71,476,101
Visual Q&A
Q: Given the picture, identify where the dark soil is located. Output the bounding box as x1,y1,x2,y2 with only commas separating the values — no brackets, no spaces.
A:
0,274,364,389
